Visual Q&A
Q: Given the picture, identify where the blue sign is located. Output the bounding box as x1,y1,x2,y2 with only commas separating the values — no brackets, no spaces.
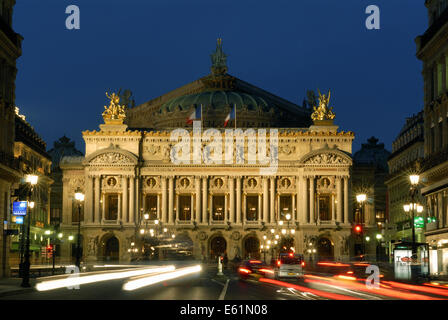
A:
12,201,27,216
15,216,24,224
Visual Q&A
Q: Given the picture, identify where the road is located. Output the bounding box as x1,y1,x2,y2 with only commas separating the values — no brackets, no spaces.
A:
1,262,448,301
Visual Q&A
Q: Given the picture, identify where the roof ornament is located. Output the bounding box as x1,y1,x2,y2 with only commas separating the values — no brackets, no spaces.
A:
102,91,127,124
311,89,336,122
210,38,228,75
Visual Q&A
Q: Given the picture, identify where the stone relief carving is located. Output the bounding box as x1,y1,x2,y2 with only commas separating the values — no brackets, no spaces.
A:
305,153,349,165
280,145,296,155
90,152,134,165
231,231,241,240
145,144,161,155
87,236,99,256
68,177,85,194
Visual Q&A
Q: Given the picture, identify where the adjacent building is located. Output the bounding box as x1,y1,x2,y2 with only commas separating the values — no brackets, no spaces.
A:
416,0,448,276
60,41,356,264
352,137,391,260
385,112,425,246
9,109,53,266
0,0,22,278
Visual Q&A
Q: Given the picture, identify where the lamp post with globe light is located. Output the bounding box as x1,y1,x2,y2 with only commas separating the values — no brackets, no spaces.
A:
21,174,38,288
74,189,85,270
355,193,367,257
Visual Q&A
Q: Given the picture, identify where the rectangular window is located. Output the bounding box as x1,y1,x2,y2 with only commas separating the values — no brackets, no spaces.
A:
318,195,331,221
144,194,158,220
431,67,436,101
212,195,225,221
439,121,444,150
105,194,118,220
279,195,292,220
179,195,191,221
246,195,258,221
438,62,443,96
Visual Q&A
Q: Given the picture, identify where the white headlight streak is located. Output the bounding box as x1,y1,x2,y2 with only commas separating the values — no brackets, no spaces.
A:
123,265,202,291
35,265,175,291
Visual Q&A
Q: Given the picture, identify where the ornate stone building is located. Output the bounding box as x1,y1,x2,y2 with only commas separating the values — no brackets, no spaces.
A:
416,0,448,276
60,42,355,263
385,112,425,244
0,0,22,277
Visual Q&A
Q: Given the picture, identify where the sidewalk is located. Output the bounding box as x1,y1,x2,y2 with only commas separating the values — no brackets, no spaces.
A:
0,277,36,298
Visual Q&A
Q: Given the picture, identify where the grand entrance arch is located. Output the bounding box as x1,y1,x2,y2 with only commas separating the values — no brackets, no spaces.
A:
210,236,226,261
103,236,119,261
243,236,260,259
317,237,334,260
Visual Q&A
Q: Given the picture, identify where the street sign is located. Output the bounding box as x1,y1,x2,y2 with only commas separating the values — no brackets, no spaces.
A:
12,201,27,216
13,216,24,224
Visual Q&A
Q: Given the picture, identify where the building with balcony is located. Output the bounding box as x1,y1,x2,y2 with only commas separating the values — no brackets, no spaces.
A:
9,108,53,266
416,0,448,276
385,111,425,247
0,0,22,278
60,41,356,263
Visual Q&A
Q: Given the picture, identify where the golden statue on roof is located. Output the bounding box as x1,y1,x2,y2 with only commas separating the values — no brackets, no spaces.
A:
311,89,336,121
102,92,127,124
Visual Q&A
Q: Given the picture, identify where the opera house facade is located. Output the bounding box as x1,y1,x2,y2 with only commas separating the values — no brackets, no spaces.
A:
59,41,355,263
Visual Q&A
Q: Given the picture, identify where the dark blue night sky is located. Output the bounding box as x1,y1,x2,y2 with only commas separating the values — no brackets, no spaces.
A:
13,0,427,154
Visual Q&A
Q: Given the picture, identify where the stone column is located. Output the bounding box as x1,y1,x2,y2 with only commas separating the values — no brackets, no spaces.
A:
224,194,228,223
202,176,208,224
191,194,194,221
168,176,174,224
336,177,342,223
229,177,235,224
94,176,100,224
236,177,241,224
157,194,160,220
175,193,179,222
195,177,201,223
344,177,349,224
129,177,135,224
258,193,262,222
270,177,275,223
296,176,301,222
331,194,336,222
133,176,139,224
161,177,167,223
302,177,308,223
118,193,121,221
263,177,269,223
292,194,296,222
122,176,128,223
210,194,214,221
101,193,105,221
309,176,315,223
86,176,94,223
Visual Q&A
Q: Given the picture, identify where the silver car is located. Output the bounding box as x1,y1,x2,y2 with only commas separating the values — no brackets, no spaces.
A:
274,253,305,279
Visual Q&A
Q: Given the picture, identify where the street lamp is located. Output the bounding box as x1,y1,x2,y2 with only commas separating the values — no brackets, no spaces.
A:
74,189,85,270
356,193,367,256
21,174,38,288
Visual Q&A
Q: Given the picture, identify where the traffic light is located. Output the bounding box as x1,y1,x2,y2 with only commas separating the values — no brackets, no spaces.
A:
354,224,363,234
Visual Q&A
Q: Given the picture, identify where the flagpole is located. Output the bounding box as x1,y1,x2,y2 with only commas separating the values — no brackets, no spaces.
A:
234,103,237,129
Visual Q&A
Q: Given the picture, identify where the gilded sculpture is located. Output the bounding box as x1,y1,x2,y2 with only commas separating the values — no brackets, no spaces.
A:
311,89,336,121
102,92,127,123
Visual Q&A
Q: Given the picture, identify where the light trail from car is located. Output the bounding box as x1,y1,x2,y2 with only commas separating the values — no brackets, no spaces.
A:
122,265,202,291
35,265,175,291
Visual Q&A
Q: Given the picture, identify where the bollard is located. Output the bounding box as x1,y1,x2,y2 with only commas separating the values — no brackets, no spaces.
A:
217,256,224,276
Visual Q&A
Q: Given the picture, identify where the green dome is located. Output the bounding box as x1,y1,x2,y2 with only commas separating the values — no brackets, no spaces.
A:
159,90,270,114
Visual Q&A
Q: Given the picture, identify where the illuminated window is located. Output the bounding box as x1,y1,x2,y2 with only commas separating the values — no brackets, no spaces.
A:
105,194,119,220
246,196,258,221
145,194,158,220
212,195,225,221
179,195,191,221
279,195,292,220
319,195,331,221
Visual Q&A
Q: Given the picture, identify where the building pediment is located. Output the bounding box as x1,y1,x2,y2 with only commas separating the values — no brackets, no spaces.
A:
300,147,352,166
84,145,138,166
